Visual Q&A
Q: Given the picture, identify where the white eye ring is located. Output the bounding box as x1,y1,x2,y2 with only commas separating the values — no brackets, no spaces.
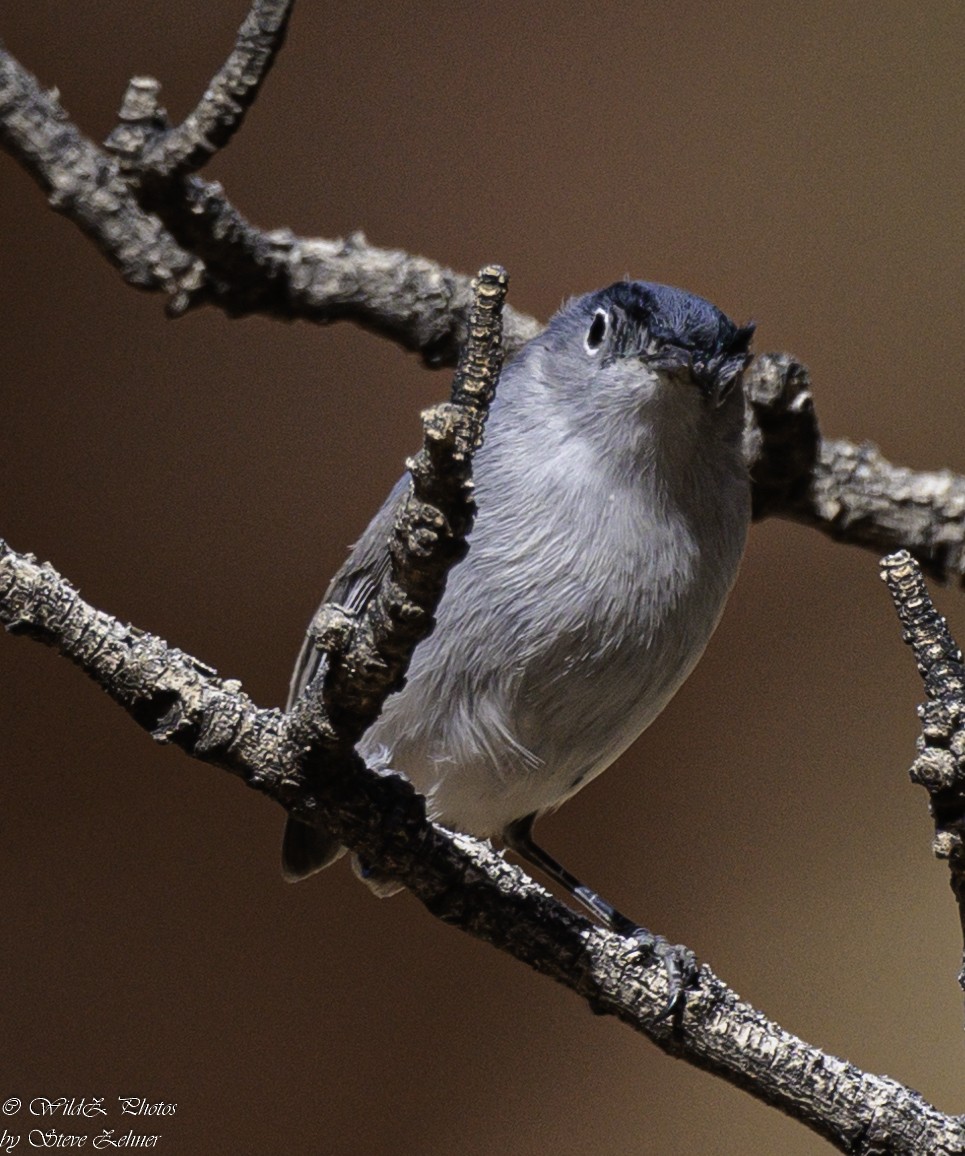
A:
584,309,609,354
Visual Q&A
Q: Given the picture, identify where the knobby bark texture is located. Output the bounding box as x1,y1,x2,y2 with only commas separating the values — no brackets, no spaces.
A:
307,266,508,744
4,2,965,1152
125,0,294,182
882,552,965,993
4,536,965,1156
282,265,509,830
0,38,540,353
2,32,965,585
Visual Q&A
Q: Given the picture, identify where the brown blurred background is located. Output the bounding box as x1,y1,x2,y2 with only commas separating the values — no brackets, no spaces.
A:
2,2,963,1153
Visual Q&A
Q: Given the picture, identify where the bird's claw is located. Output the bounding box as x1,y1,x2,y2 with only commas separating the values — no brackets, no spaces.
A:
625,928,698,1023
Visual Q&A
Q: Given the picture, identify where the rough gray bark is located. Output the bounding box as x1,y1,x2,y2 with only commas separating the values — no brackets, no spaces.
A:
124,0,293,181
0,41,539,352
2,35,962,587
799,446,965,582
4,535,965,1156
881,552,965,991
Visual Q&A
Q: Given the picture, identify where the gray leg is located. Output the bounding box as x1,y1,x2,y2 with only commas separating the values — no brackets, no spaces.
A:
504,813,696,1020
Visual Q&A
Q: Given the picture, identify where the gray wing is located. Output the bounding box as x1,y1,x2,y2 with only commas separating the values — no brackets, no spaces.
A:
286,473,411,710
282,473,411,883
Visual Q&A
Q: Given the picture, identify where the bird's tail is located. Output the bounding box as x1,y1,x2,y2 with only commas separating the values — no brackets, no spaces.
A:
281,816,346,882
281,817,404,897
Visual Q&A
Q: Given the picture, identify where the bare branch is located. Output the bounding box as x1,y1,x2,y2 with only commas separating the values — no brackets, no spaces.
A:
881,551,965,991
136,0,294,181
282,260,508,842
743,353,819,517
0,40,203,297
3,6,965,1150
0,541,287,788
2,533,963,1153
3,26,965,585
797,444,965,584
0,41,539,350
296,264,508,747
744,356,965,585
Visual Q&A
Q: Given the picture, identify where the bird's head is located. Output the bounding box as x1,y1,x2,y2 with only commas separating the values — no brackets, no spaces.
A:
529,280,755,467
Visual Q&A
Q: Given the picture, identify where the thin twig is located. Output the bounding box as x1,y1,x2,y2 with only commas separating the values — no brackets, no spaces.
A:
283,265,508,832
137,0,294,181
881,551,965,990
308,265,507,743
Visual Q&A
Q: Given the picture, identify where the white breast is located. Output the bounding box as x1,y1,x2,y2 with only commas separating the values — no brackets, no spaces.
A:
358,425,749,839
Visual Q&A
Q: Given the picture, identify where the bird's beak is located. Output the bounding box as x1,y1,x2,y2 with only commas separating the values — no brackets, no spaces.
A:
701,353,752,406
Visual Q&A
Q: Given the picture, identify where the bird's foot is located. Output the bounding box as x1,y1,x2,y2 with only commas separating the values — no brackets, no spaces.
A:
622,927,698,1023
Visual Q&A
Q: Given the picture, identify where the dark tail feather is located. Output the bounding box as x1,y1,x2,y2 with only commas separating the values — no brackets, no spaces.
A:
281,816,345,882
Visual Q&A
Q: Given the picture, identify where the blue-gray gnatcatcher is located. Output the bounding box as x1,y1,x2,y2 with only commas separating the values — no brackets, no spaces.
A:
284,280,754,1002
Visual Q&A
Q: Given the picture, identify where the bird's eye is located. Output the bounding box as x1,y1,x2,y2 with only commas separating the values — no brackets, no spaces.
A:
584,309,609,354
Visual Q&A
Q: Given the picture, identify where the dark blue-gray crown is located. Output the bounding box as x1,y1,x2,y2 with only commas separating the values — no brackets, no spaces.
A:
591,280,752,362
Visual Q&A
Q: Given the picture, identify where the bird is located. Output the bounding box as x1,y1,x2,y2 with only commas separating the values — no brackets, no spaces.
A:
283,279,754,1003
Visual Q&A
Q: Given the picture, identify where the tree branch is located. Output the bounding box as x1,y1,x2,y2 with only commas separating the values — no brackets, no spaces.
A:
881,551,965,993
298,265,508,747
2,32,962,584
283,263,508,836
134,0,294,181
0,37,537,349
797,444,965,584
3,534,963,1154
741,355,965,584
0,38,203,298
